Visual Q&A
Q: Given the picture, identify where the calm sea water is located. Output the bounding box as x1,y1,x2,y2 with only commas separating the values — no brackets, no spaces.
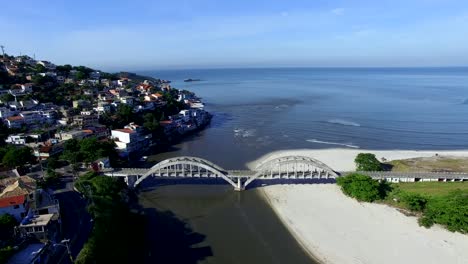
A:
140,67,468,169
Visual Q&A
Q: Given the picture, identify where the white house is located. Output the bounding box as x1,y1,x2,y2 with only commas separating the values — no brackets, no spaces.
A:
37,61,56,70
5,134,28,145
111,123,150,154
95,102,111,113
90,71,101,79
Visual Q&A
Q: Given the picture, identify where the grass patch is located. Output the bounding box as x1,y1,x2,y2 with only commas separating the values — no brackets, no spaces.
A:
396,182,468,198
386,156,468,172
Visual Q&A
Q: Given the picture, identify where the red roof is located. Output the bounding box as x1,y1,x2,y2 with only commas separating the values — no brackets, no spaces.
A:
7,116,24,121
39,145,52,153
0,195,25,208
114,128,135,134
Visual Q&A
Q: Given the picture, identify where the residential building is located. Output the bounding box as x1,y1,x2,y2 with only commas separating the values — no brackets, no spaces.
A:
73,114,99,128
36,60,56,70
72,100,91,109
89,71,101,79
0,195,28,221
5,134,28,145
120,96,135,106
34,144,63,160
5,116,25,129
0,107,19,119
55,129,92,141
111,123,151,155
0,176,36,221
19,213,57,242
95,101,111,113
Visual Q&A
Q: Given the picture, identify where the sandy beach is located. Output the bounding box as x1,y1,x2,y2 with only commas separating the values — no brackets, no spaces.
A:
250,149,468,264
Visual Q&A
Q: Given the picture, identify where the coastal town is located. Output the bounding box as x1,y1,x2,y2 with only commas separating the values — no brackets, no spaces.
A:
0,52,211,263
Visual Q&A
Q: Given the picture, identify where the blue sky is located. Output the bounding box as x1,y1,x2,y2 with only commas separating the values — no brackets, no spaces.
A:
2,0,468,70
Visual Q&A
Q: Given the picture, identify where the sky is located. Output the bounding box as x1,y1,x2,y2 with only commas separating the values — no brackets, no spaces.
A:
1,0,468,70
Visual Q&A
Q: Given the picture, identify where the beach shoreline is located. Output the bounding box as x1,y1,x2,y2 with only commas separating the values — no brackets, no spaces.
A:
249,148,468,264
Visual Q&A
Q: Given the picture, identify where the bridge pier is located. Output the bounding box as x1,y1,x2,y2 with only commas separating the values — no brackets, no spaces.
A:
234,178,245,191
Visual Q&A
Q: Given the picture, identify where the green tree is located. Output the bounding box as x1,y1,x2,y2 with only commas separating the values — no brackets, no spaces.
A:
56,64,72,74
46,157,59,170
75,71,86,81
62,138,81,164
143,113,160,131
0,122,10,146
0,214,18,240
337,173,382,202
0,93,14,103
34,64,46,73
355,153,382,171
2,146,34,168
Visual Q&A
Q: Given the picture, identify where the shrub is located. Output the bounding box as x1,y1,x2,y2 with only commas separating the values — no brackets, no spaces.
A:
355,153,382,171
420,190,468,233
337,173,382,202
401,193,428,212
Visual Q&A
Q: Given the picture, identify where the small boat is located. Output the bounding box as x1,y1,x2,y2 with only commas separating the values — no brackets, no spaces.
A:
184,78,201,82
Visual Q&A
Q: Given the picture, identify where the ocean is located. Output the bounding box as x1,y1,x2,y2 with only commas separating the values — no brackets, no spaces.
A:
139,67,468,169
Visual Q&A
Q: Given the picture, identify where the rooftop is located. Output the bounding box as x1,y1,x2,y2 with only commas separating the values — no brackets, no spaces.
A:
113,128,135,134
0,176,36,199
0,195,25,208
6,116,24,121
20,214,54,227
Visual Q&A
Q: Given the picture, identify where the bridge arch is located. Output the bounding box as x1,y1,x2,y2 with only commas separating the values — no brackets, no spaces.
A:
133,156,237,188
243,155,338,189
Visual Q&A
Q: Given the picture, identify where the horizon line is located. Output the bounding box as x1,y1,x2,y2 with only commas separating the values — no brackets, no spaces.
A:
129,65,468,73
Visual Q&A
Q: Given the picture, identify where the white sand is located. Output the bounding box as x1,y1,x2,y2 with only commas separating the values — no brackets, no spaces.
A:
261,185,468,264
247,148,468,171
250,149,468,264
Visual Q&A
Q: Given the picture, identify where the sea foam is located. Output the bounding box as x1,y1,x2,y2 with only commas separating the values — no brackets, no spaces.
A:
327,119,361,127
307,139,360,149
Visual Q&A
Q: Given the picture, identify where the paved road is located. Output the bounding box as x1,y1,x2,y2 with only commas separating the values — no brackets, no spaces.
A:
49,176,93,263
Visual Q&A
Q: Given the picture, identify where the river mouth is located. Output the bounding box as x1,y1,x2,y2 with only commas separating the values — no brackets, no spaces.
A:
138,179,317,264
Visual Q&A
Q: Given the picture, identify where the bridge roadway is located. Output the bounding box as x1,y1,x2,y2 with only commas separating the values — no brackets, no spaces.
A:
101,156,468,191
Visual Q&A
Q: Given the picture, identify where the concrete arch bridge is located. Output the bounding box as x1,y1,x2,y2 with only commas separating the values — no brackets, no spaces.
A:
102,155,339,191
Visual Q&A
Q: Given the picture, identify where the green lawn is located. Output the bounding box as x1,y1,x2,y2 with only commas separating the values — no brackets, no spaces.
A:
396,181,468,198
387,157,468,172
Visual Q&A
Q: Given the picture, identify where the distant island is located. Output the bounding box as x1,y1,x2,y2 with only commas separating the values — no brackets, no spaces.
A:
184,78,202,82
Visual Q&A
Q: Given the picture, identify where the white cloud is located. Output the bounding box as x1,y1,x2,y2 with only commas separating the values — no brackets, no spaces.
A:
331,8,345,16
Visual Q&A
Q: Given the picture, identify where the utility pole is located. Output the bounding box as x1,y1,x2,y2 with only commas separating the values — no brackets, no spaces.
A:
0,45,5,59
